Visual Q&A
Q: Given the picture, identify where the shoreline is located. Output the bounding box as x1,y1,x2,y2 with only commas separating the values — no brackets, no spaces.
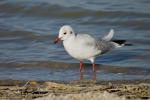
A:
0,79,150,100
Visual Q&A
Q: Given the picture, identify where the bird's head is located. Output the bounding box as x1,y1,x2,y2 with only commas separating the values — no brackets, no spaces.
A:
54,25,75,44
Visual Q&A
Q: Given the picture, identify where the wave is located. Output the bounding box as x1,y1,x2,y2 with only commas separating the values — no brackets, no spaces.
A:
0,29,54,42
0,1,150,18
0,61,149,75
1,1,150,30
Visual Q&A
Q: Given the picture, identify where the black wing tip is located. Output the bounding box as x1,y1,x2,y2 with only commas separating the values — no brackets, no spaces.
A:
112,40,126,45
112,39,133,46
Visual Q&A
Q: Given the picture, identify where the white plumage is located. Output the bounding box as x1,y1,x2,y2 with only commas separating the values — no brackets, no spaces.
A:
54,25,123,80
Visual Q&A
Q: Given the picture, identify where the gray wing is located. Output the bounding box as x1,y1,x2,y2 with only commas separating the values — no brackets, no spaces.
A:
76,34,116,54
95,40,115,54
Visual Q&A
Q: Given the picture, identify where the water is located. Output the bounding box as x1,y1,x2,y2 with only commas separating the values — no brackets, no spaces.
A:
0,0,150,81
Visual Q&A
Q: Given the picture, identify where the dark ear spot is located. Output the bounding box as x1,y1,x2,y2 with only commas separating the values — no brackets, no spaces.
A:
64,32,67,35
70,31,72,34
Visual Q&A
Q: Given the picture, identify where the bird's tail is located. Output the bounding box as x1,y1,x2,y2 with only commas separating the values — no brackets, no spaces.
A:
103,29,126,48
102,29,114,41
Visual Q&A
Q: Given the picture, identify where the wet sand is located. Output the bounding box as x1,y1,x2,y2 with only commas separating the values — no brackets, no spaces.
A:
0,80,150,100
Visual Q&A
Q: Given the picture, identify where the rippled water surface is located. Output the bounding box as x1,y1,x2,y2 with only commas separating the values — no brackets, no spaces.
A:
0,0,150,81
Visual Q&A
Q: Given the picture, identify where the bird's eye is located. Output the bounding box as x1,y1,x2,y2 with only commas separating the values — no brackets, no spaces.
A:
64,32,67,35
70,31,72,34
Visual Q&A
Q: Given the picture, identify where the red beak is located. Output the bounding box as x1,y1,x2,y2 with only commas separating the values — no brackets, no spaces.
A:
54,36,61,44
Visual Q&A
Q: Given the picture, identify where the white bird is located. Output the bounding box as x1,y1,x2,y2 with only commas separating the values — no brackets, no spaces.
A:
54,25,124,80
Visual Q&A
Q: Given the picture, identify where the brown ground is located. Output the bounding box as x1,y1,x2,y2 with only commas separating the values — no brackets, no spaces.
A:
0,80,150,100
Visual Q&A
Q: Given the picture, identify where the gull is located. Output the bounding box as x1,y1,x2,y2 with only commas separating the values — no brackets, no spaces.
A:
54,25,124,80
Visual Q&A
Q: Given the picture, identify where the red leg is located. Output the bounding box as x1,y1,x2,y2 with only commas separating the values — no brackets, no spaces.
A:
80,71,83,80
93,63,96,80
93,63,96,72
79,61,83,80
80,61,83,72
93,71,96,80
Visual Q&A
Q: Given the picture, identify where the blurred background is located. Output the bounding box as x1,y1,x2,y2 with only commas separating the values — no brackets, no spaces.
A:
0,0,150,81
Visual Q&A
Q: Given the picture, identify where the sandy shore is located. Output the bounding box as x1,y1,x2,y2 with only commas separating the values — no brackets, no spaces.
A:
0,80,150,100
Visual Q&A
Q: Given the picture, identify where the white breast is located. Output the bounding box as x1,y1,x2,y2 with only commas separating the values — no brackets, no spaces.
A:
63,34,101,60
